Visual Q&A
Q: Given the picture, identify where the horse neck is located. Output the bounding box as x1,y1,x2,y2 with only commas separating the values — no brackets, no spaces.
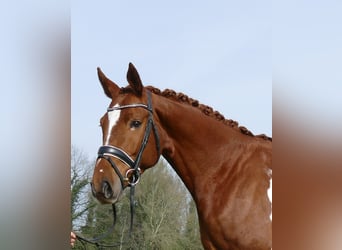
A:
153,95,256,197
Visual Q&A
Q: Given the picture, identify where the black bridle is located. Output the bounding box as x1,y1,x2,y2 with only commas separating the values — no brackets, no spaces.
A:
76,90,160,248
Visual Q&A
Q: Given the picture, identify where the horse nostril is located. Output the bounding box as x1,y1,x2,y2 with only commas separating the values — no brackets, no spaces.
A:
102,181,113,199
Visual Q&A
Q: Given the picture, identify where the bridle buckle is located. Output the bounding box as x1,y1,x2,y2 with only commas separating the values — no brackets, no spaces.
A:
125,168,141,186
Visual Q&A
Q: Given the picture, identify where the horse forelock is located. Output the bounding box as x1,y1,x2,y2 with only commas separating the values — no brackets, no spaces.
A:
145,86,272,141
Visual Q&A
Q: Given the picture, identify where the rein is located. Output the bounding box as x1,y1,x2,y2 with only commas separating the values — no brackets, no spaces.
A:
75,90,160,249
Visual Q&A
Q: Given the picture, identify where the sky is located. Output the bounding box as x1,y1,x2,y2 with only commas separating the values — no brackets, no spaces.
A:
71,1,272,156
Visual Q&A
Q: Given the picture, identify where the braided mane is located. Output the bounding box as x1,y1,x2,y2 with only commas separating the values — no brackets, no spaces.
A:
121,86,271,141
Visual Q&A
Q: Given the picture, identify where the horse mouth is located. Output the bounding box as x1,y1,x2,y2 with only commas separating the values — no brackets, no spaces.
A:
93,192,119,204
96,195,118,204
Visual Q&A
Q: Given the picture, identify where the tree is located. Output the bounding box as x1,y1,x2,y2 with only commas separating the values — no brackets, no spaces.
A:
71,146,95,229
131,160,190,249
182,199,203,249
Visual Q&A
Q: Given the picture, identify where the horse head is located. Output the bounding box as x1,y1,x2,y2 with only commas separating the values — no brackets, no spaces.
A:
91,63,160,204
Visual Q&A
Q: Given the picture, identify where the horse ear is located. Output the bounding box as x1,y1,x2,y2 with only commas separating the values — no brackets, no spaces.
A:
126,62,143,96
97,67,120,99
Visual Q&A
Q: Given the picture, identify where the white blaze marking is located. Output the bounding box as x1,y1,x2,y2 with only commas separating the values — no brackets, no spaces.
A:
105,104,121,145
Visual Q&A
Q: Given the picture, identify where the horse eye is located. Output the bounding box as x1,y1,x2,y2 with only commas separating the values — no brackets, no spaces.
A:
130,120,142,129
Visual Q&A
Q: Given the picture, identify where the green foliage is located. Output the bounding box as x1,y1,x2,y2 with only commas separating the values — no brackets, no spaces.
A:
71,146,203,249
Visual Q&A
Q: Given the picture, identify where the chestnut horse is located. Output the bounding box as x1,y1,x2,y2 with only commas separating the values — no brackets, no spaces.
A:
91,63,272,249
